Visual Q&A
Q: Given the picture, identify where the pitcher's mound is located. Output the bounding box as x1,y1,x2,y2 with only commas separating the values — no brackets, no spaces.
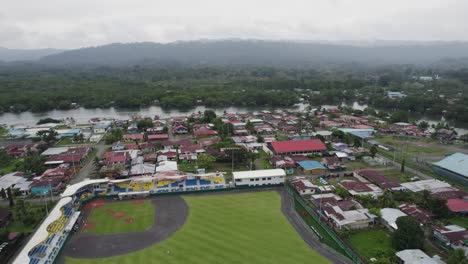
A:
113,212,125,218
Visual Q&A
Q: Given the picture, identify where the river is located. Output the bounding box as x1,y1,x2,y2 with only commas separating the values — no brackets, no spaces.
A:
1,102,467,135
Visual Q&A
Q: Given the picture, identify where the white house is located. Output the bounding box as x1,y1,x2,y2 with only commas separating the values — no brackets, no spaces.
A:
396,249,445,264
380,208,407,232
233,169,285,187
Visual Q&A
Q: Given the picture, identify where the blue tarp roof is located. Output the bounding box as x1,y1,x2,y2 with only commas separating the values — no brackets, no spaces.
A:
297,160,326,170
347,131,373,139
433,153,468,178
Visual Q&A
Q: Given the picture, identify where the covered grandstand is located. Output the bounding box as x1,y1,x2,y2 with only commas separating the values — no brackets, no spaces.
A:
14,171,226,264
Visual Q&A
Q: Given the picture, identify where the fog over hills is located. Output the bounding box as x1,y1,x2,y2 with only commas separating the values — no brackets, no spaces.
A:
0,47,64,62
2,40,468,67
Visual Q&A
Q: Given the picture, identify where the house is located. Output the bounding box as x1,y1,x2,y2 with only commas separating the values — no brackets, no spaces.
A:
30,177,65,195
433,153,468,186
433,225,468,254
123,133,144,141
92,122,111,134
112,141,125,151
102,151,131,165
354,169,404,191
387,91,407,99
395,249,445,264
147,134,169,141
297,160,327,175
380,208,408,232
447,199,468,214
400,179,453,193
291,177,317,195
0,172,32,196
172,125,188,134
155,161,178,172
313,194,376,229
270,139,326,155
0,208,11,228
233,169,286,187
398,203,434,224
40,167,74,182
339,180,383,197
44,147,90,166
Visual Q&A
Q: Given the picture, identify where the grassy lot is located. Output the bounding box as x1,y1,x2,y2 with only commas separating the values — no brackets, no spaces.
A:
380,169,414,183
178,163,197,173
0,159,23,174
68,192,330,264
84,200,154,235
1,201,54,234
347,229,393,261
377,136,451,156
449,216,468,228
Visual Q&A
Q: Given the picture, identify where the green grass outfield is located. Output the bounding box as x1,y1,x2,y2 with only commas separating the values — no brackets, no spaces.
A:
347,229,393,260
68,191,330,264
84,200,154,235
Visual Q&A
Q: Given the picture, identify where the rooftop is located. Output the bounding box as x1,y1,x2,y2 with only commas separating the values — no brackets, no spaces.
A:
232,169,286,180
271,139,326,153
433,153,468,178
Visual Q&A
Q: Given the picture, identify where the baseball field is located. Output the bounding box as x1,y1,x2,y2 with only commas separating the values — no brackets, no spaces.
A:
66,191,330,264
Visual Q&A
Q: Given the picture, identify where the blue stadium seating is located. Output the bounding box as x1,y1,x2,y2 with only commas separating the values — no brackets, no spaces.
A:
171,182,179,187
185,179,197,186
199,180,211,185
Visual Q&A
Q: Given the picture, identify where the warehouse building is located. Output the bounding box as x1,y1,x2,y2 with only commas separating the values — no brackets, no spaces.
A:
433,153,468,186
270,139,326,155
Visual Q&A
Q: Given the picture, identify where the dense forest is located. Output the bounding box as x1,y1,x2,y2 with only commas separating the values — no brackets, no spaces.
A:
0,65,468,122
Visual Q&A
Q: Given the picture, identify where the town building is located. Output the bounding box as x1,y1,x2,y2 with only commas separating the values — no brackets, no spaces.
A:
270,139,326,155
233,169,286,187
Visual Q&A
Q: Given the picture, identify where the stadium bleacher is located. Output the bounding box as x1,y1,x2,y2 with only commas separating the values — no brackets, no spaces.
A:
185,179,197,186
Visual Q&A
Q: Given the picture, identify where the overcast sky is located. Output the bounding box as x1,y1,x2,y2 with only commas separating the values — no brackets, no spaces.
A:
1,0,468,49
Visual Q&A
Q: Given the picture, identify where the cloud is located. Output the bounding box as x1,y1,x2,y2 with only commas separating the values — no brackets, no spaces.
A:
1,0,468,49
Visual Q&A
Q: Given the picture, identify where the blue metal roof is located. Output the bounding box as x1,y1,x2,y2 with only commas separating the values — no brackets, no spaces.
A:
297,160,326,170
433,153,468,178
347,131,373,139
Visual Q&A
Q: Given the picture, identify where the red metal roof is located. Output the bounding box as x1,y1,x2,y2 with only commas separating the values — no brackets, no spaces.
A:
271,139,326,154
447,199,468,213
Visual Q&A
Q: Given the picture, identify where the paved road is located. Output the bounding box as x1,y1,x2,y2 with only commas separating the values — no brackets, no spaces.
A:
278,189,352,264
71,140,108,184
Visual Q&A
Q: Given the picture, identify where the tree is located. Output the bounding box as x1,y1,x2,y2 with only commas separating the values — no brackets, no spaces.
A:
36,130,58,144
197,153,216,169
335,185,350,198
370,145,378,158
245,121,255,134
143,132,148,142
332,130,346,140
400,158,405,173
392,216,424,250
137,119,153,131
257,135,264,143
7,188,14,207
448,249,468,264
418,121,429,130
0,149,12,167
353,137,362,147
21,153,47,175
0,188,6,199
202,110,217,123
378,190,396,208
389,111,409,124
